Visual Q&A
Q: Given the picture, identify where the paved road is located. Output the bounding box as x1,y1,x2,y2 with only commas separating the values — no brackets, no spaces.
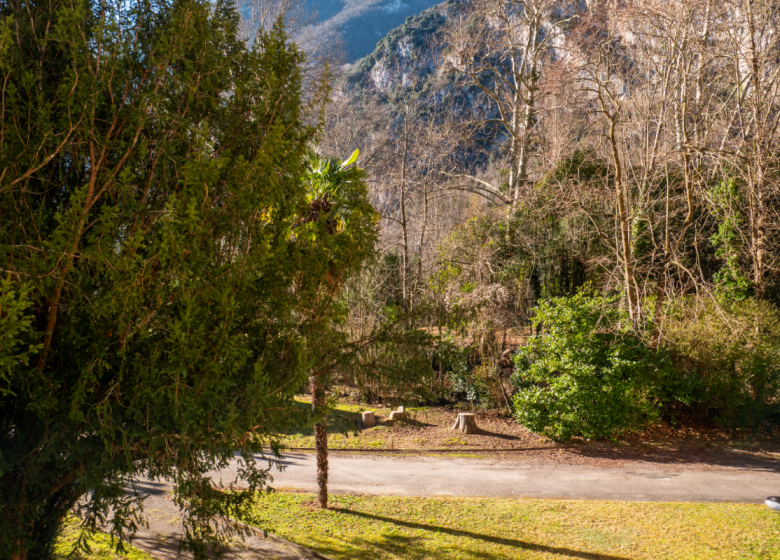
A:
126,451,779,558
205,452,780,504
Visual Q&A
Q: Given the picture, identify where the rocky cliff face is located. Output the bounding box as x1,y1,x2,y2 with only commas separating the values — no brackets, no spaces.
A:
346,2,454,92
300,0,446,62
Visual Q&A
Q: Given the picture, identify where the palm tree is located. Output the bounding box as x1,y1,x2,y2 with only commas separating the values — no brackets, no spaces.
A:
299,148,376,508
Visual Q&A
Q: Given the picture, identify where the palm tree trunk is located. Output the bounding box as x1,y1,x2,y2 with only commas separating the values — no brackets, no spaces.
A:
310,371,328,508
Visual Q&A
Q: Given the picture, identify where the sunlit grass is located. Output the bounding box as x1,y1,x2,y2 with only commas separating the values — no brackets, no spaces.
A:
241,492,780,559
54,516,154,560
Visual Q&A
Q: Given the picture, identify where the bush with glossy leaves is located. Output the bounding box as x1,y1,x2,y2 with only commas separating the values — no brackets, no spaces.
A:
511,293,661,440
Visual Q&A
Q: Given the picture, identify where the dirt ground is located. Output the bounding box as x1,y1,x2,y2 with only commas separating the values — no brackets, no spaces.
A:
282,398,780,471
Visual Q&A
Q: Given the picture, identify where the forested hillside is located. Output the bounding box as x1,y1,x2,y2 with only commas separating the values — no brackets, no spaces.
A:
318,0,780,434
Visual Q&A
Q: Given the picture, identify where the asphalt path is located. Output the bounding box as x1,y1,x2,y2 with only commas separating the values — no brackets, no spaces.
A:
205,452,780,504
126,451,779,558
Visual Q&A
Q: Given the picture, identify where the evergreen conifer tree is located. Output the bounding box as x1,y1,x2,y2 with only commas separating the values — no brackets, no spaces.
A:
0,0,342,556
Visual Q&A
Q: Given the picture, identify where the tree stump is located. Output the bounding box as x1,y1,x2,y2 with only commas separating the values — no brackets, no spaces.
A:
450,413,478,434
388,406,406,421
362,411,376,428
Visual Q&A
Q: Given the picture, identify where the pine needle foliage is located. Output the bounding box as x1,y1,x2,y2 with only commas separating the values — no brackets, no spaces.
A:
0,0,332,556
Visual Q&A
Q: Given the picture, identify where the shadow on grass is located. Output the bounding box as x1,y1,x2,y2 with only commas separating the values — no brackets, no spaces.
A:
125,534,186,560
563,441,780,472
312,533,512,560
387,418,436,428
283,402,437,438
282,401,364,437
333,508,632,560
475,429,524,441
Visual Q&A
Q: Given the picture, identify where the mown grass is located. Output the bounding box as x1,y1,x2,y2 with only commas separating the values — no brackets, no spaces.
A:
279,400,399,450
54,516,154,560
241,492,780,559
282,431,388,449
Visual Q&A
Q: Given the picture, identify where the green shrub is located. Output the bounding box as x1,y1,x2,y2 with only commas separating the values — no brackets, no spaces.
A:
662,297,780,429
435,337,486,404
432,335,511,410
511,293,661,440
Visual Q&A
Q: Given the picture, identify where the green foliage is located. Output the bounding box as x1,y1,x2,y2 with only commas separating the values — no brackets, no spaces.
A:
709,178,753,302
299,148,378,251
434,193,594,333
537,150,610,189
0,281,40,395
662,297,780,429
435,337,483,403
511,293,660,440
0,0,339,556
460,282,477,294
342,322,438,405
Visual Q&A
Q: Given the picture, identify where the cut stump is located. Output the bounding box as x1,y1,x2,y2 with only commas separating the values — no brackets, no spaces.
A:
450,413,478,434
362,411,376,428
388,406,406,421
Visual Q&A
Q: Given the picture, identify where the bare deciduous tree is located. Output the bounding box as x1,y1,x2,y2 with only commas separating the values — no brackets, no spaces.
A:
445,0,578,207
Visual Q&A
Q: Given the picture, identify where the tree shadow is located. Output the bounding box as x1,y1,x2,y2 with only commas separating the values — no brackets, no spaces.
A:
474,428,524,441
282,402,364,437
309,532,515,560
268,453,308,467
561,441,780,473
384,417,436,428
332,508,633,560
129,532,303,560
131,480,171,496
127,533,188,560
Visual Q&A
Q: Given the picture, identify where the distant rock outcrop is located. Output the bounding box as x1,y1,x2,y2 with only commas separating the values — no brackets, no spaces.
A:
346,2,453,92
298,0,448,62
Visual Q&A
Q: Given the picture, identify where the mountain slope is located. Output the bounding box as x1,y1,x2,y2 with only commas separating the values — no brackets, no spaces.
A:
302,0,445,62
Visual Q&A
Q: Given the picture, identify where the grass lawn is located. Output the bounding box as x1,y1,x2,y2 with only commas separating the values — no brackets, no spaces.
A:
54,516,154,560
242,492,780,559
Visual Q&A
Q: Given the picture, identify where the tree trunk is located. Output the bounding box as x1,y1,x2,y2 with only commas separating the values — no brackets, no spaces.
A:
450,413,478,434
744,0,769,302
650,271,667,349
608,117,640,324
752,174,767,301
400,107,411,314
417,186,428,281
310,372,328,509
